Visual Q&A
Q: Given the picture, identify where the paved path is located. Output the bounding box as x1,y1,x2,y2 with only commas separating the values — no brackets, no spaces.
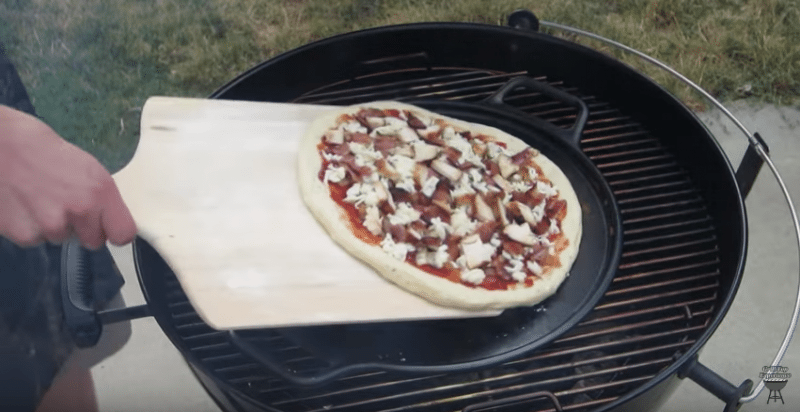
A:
662,102,800,412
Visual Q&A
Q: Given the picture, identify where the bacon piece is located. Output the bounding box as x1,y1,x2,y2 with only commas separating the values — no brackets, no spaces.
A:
533,217,550,236
374,135,400,154
383,220,408,243
406,112,427,129
359,108,384,118
421,204,450,223
340,154,372,180
511,148,534,165
483,191,504,214
431,182,452,212
492,174,513,192
472,141,487,157
410,220,428,234
375,158,400,180
473,193,495,223
383,109,403,118
476,221,500,243
546,198,568,221
529,189,547,206
420,129,445,146
445,236,461,261
336,114,356,124
484,159,500,176
413,163,432,187
431,156,463,182
411,191,431,208
389,187,413,204
501,238,526,256
327,143,351,156
347,132,371,144
443,147,461,164
420,236,441,248
454,194,476,210
379,201,396,215
355,108,384,129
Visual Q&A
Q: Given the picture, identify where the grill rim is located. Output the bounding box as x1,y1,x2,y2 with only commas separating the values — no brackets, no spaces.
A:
131,20,750,412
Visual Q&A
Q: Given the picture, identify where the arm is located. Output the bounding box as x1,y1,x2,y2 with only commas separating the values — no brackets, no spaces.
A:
0,105,137,249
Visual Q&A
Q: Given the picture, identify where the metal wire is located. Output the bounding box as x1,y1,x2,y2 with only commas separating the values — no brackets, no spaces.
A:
538,20,800,404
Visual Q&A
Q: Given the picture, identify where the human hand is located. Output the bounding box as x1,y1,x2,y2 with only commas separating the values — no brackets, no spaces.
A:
0,105,137,249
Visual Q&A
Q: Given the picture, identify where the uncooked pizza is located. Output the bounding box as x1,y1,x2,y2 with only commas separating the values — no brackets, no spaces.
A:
297,101,582,310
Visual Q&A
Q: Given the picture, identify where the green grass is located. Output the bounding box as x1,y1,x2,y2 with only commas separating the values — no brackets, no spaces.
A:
2,0,800,171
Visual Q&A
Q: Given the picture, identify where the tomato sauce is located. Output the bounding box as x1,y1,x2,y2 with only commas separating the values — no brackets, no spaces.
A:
327,182,381,246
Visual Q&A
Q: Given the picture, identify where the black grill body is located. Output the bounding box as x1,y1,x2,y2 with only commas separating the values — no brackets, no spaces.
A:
134,22,750,412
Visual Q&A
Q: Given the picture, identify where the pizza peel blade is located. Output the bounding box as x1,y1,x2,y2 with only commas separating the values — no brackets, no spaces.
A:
111,96,502,330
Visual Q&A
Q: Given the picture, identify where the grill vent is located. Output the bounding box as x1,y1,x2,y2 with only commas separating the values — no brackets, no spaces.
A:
160,69,722,412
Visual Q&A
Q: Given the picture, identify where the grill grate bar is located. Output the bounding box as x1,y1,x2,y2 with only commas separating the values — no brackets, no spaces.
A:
594,154,676,170
595,284,718,311
588,146,666,162
294,70,528,102
580,296,716,326
302,360,669,412
581,137,660,154
608,170,688,187
613,261,719,283
620,198,703,216
274,340,693,408
622,209,708,226
601,162,679,178
618,248,718,271
621,237,716,259
586,113,632,125
555,313,705,343
623,218,714,238
604,270,719,297
613,181,690,197
623,227,715,248
615,188,698,206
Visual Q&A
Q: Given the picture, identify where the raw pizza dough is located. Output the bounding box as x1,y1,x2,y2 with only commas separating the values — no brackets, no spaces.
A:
297,101,582,310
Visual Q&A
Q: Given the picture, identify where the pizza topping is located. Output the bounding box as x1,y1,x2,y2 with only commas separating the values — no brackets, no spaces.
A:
316,106,571,291
461,268,486,285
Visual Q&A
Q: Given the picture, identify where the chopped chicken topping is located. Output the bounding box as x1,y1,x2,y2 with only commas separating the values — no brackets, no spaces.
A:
317,106,569,290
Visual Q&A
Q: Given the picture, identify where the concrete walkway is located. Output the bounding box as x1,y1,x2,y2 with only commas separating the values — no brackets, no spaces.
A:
85,102,800,412
660,103,800,412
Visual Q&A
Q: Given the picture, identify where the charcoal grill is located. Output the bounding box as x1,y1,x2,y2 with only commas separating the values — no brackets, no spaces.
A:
75,9,800,412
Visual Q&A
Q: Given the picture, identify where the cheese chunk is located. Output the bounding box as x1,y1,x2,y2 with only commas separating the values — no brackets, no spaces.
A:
461,268,486,285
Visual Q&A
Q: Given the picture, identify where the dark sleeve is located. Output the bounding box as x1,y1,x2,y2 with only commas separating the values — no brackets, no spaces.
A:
0,42,36,116
0,42,125,411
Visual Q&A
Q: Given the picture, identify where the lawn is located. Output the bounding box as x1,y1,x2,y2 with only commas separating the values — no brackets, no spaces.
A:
1,0,799,171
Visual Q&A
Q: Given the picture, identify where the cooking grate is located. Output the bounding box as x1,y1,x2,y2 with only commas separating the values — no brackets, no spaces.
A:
159,68,722,412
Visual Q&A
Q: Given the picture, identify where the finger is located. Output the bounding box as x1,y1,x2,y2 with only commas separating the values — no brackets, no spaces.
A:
70,209,106,250
38,209,71,245
100,183,137,246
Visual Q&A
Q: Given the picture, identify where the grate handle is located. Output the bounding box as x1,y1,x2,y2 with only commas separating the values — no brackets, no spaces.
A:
485,76,590,146
678,355,753,412
462,390,563,412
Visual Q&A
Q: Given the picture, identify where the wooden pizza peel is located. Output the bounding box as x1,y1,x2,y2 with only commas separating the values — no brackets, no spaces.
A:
112,96,501,330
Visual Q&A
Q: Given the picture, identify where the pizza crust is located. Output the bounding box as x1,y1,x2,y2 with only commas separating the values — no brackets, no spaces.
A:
298,101,582,311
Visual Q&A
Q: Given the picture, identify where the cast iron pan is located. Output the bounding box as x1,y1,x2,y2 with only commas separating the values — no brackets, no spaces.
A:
229,76,623,385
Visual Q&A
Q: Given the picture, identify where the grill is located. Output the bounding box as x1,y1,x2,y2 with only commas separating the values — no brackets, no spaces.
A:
137,65,728,411
109,11,780,412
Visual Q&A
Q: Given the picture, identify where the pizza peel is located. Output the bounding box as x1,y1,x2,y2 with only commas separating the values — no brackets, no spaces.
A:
112,96,502,330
